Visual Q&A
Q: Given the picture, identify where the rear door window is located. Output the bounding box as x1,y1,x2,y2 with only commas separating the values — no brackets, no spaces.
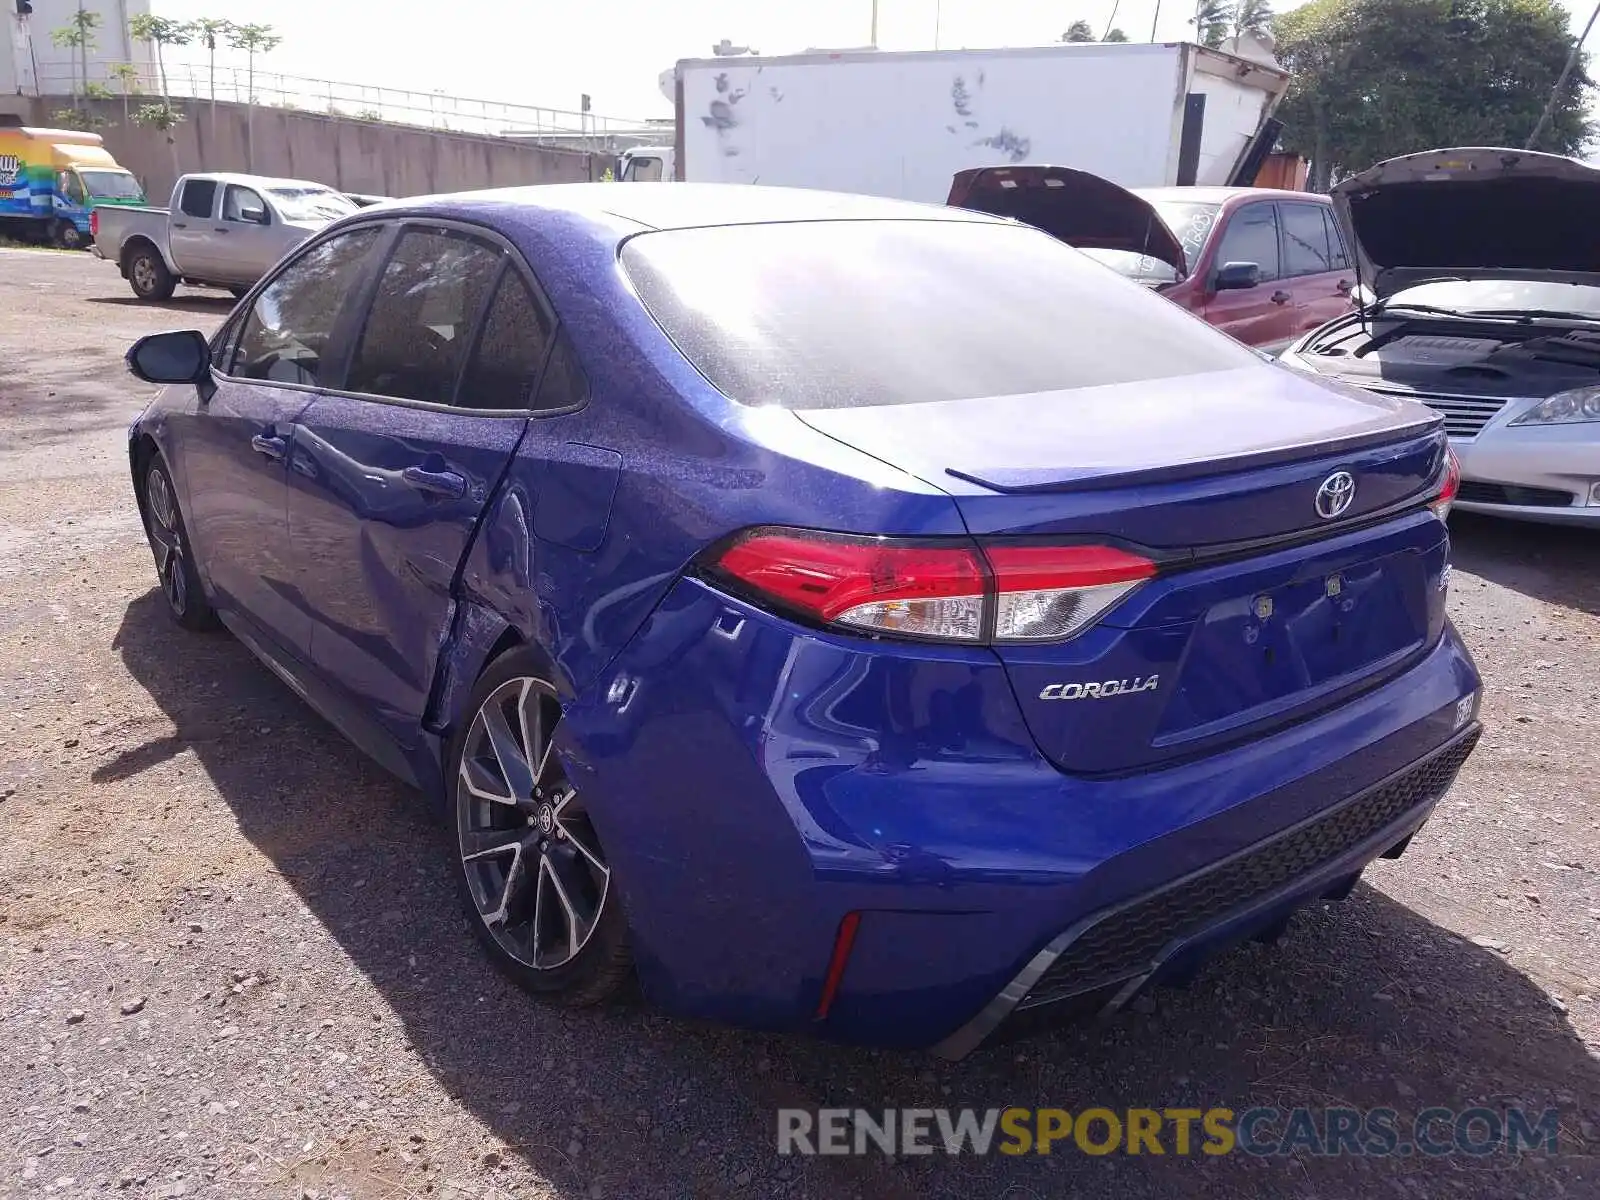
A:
1322,207,1351,270
230,227,382,385
345,227,503,406
621,218,1255,410
1280,203,1334,277
1213,204,1280,281
457,271,555,411
179,178,217,219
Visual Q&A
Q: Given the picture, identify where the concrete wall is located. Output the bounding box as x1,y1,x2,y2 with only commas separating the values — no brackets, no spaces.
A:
33,95,598,201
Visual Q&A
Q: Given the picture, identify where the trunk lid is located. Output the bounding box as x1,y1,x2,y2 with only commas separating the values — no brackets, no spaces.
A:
947,165,1188,275
1332,146,1600,300
799,367,1453,774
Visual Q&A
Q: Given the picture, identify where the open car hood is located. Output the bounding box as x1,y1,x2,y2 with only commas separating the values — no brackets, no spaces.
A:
947,165,1186,275
1332,147,1600,300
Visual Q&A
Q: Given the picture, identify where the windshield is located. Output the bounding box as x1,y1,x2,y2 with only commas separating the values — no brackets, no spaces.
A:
79,170,145,202
267,186,358,223
1078,247,1180,287
621,219,1255,410
1149,201,1221,263
1384,278,1600,319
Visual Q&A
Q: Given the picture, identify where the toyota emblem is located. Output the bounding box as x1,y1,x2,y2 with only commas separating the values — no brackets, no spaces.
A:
1314,471,1356,520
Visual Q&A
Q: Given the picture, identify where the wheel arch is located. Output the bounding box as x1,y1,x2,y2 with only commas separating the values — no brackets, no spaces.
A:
120,234,173,276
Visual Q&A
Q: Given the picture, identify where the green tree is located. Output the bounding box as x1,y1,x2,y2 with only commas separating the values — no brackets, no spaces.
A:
1191,0,1235,47
133,101,185,177
188,18,234,123
1273,0,1593,188
128,14,192,104
50,6,101,106
109,61,142,128
1062,19,1097,41
228,23,283,173
228,23,283,106
1103,26,1131,40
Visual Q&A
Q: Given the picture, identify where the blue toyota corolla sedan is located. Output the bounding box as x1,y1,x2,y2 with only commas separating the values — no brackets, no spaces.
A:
124,184,1482,1057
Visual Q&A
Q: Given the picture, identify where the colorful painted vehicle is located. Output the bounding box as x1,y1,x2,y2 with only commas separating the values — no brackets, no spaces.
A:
0,127,146,249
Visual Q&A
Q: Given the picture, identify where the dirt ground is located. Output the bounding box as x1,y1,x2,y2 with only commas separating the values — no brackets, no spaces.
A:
1,247,1597,1200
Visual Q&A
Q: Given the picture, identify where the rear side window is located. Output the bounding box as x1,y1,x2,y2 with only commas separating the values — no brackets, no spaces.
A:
458,272,553,411
1280,203,1333,277
346,228,502,405
232,227,381,385
1322,208,1350,270
1214,204,1280,282
621,219,1254,410
179,179,217,218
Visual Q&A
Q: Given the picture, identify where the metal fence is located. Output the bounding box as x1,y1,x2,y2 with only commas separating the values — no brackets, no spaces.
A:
34,60,665,148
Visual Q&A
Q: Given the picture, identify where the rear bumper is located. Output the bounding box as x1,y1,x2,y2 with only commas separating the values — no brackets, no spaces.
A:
935,723,1478,1057
563,578,1482,1052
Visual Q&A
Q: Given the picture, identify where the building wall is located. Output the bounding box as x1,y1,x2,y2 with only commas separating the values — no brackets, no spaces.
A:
5,0,155,95
33,95,599,200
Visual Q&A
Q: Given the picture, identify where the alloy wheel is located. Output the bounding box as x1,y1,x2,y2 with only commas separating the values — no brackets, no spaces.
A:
456,676,610,971
132,255,158,294
144,465,188,616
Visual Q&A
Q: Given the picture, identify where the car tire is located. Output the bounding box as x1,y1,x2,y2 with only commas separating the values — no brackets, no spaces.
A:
53,220,85,251
140,455,220,632
127,245,177,302
448,647,632,1007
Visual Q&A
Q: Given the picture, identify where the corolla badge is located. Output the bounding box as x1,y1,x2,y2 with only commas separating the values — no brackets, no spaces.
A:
1039,676,1159,701
1314,471,1356,519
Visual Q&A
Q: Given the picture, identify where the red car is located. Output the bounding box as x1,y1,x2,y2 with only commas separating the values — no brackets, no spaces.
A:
948,166,1356,352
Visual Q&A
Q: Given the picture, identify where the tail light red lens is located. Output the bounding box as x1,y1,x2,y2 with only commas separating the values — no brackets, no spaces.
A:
1429,445,1461,520
89,209,99,239
715,529,986,641
710,528,1155,644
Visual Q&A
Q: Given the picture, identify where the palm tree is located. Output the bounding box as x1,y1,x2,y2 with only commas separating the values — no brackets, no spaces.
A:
1190,0,1234,48
1103,27,1130,40
1230,0,1272,42
1062,19,1096,41
128,14,191,105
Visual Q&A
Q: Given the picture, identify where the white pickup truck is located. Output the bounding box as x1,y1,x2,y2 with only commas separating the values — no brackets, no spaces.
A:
91,172,358,301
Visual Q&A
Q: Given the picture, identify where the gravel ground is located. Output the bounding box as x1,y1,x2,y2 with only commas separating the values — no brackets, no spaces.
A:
1,247,1597,1200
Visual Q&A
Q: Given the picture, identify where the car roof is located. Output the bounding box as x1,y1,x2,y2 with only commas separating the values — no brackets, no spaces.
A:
1134,185,1330,206
187,172,341,191
385,182,1004,233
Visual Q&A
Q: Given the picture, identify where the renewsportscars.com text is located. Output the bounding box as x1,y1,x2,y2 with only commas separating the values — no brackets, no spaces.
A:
777,1106,1562,1158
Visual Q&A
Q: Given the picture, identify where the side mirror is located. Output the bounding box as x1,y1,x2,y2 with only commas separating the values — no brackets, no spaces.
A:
127,330,210,385
1214,261,1262,291
240,206,268,225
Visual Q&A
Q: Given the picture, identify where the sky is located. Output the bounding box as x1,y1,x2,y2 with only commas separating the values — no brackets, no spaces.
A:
147,0,1596,122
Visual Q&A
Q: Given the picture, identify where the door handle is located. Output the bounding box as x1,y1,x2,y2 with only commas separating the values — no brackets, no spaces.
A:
250,433,287,461
400,466,467,498
1270,290,1292,305
172,221,188,229
1336,278,1354,294
213,227,229,234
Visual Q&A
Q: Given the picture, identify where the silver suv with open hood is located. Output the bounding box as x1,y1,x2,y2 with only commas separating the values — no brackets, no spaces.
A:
1280,147,1600,526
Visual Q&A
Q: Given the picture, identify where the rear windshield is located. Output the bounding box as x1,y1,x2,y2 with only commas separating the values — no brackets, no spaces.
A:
621,219,1253,410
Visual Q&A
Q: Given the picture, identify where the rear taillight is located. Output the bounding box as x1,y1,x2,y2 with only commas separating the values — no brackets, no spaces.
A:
985,544,1157,641
1429,445,1461,520
89,209,99,238
709,528,1156,645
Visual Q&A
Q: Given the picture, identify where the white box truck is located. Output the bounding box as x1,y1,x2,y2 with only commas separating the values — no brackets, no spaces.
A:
622,42,1289,202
